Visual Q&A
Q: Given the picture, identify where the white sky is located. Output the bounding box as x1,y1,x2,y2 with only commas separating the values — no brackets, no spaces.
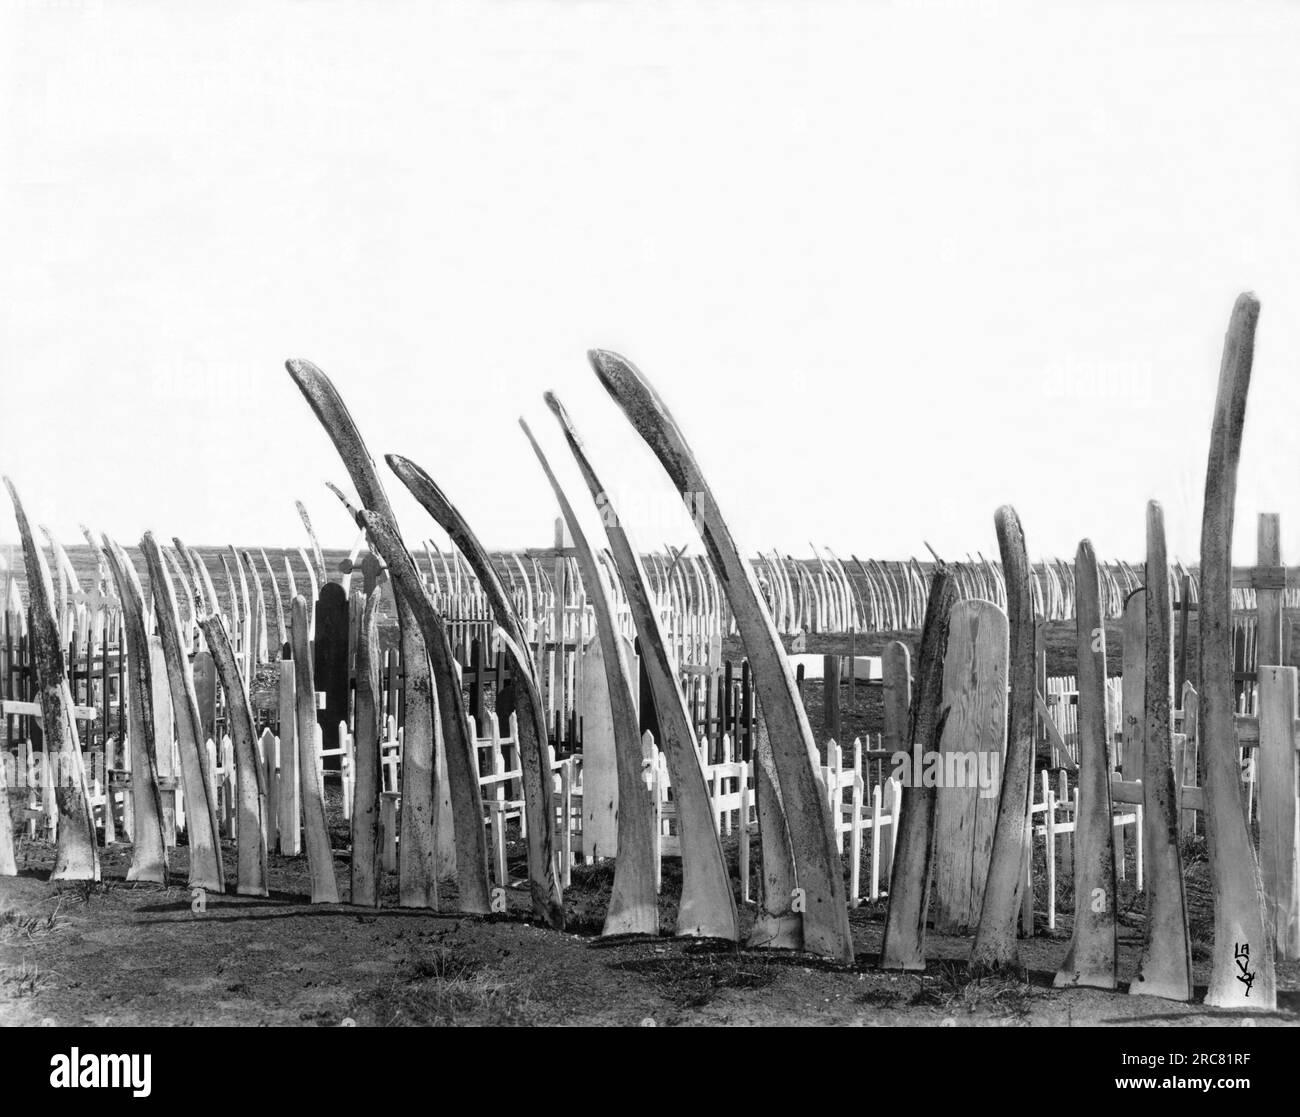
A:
3,0,1299,568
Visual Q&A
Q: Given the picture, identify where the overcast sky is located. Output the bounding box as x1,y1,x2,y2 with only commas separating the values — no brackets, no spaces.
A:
3,0,1299,569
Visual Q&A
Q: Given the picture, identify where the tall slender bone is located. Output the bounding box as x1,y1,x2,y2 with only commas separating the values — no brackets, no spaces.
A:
173,538,209,613
519,416,659,936
140,531,224,891
185,543,221,617
1054,539,1117,988
241,550,269,666
1200,294,1276,1009
296,499,328,587
1130,502,1193,1000
226,544,252,671
540,393,738,940
748,707,803,949
260,547,288,648
283,555,299,603
970,505,1035,973
102,536,168,883
220,554,241,645
289,595,339,903
198,612,269,896
386,453,565,928
588,349,853,961
355,508,492,913
285,358,443,910
323,480,446,907
5,479,99,880
880,568,957,969
40,525,80,643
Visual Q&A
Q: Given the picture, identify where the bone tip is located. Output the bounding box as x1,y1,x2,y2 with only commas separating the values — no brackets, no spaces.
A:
587,348,624,382
543,391,570,425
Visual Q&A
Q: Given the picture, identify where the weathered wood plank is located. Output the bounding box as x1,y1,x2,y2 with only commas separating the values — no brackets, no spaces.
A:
313,582,350,767
277,652,300,854
1258,666,1300,960
350,588,383,907
932,599,1007,934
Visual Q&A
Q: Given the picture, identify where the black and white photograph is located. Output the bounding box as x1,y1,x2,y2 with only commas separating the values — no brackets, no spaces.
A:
2,0,1299,1066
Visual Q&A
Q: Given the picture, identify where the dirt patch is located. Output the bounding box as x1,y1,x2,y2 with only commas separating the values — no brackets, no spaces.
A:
3,791,1298,1026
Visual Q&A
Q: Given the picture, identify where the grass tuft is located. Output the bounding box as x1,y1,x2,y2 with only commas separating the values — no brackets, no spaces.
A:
908,962,1035,1017
349,948,540,1026
0,960,56,998
0,902,68,944
58,880,119,907
612,948,778,1009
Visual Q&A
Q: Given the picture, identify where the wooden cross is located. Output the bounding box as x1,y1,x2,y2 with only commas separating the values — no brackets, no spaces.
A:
524,546,579,560
73,585,119,613
340,550,388,595
525,516,576,562
664,542,691,581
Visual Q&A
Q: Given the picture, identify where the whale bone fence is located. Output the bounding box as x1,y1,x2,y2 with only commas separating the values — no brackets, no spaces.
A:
1,295,1297,1010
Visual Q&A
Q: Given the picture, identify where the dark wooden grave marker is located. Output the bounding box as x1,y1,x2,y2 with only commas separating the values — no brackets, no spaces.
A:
314,581,349,769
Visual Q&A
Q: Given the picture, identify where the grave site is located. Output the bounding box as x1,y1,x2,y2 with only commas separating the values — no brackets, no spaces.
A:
1,308,1299,1028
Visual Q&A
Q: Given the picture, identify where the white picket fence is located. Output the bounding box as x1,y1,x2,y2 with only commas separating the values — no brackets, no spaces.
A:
289,712,908,906
82,685,1264,931
76,710,909,908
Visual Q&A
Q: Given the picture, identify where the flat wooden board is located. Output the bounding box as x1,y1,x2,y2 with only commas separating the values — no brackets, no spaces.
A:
192,650,217,745
313,582,350,767
577,632,638,859
932,599,1008,934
